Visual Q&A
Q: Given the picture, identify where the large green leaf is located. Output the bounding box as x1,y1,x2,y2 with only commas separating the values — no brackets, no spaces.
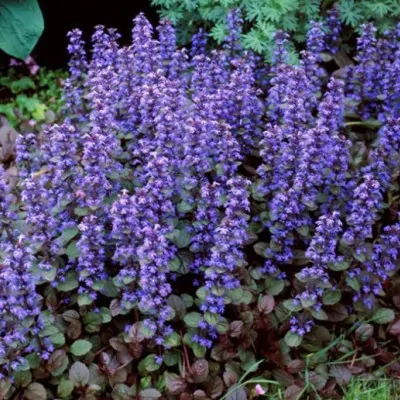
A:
0,0,44,59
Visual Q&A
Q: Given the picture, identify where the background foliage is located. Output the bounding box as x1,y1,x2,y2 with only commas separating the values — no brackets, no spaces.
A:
151,0,400,59
0,62,65,129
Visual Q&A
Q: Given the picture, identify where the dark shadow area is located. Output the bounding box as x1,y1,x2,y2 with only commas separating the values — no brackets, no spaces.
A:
3,0,159,70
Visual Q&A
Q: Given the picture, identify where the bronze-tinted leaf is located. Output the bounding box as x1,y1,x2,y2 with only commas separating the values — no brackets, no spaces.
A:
24,383,47,400
205,376,224,399
330,365,352,385
258,295,275,314
67,320,82,340
284,384,303,400
389,319,400,336
229,321,244,338
326,305,348,322
286,359,305,374
46,349,66,372
192,359,209,383
164,373,187,395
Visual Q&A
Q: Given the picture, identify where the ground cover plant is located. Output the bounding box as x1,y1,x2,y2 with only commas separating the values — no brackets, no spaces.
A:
0,58,66,130
151,0,400,60
0,10,399,399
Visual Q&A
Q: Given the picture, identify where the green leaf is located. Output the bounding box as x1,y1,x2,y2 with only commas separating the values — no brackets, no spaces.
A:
183,312,202,328
112,384,136,400
57,380,74,399
0,0,44,59
177,200,194,213
164,332,181,347
39,325,58,337
139,354,161,373
163,350,180,367
58,227,79,246
204,311,220,326
50,332,66,347
372,308,395,324
13,370,32,388
78,293,93,306
215,317,229,334
193,343,207,358
10,77,35,93
57,272,79,292
99,307,112,323
284,331,303,347
253,242,268,257
311,309,329,321
24,383,47,400
70,339,92,356
265,277,285,295
139,388,162,400
331,260,350,272
74,207,89,216
66,241,80,259
322,290,342,305
166,228,192,248
282,299,302,312
69,361,89,386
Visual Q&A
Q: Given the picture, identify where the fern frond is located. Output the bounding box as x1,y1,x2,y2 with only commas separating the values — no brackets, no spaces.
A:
338,0,363,26
281,13,299,32
242,29,267,53
210,22,227,43
243,0,264,22
301,0,321,19
363,1,392,18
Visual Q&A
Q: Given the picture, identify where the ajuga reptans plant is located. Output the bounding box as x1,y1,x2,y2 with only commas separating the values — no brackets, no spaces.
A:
0,10,399,399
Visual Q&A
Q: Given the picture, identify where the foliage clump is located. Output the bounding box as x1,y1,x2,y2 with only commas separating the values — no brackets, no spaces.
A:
0,59,66,130
0,11,399,399
151,0,400,59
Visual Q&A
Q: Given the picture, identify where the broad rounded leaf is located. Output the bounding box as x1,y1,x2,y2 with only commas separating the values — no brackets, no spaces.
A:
322,290,341,305
284,331,303,347
225,387,247,400
69,361,90,386
330,365,352,385
164,372,187,395
183,312,202,328
70,339,92,356
284,384,303,400
355,324,373,341
389,320,400,336
258,295,275,314
372,308,395,324
0,0,44,59
139,388,162,400
24,383,47,400
57,380,74,398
